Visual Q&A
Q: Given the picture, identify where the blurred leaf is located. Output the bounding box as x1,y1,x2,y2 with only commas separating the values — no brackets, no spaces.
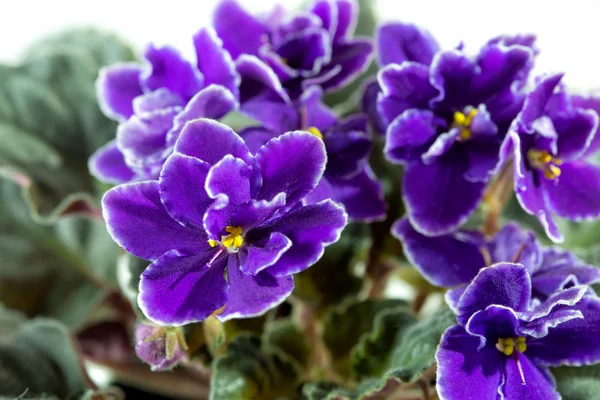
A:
294,223,368,308
263,319,310,369
553,365,600,400
0,308,92,398
322,299,407,375
0,28,135,221
0,179,119,329
81,387,125,400
210,335,302,400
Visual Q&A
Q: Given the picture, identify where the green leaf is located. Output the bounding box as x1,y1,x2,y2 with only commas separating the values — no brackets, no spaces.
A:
263,319,310,369
322,299,408,376
210,335,302,400
294,223,368,308
0,28,136,221
0,308,92,398
0,179,119,329
553,365,600,400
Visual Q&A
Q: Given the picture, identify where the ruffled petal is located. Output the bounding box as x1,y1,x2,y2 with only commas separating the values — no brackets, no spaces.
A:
256,131,326,207
331,0,357,40
324,117,371,179
256,200,347,276
403,156,486,236
205,155,253,207
88,140,136,184
138,250,228,325
141,44,204,101
300,86,337,132
96,63,143,120
533,248,600,297
393,217,484,287
436,325,504,400
327,167,386,222
488,222,542,275
502,353,560,399
217,257,294,321
572,94,600,156
465,305,520,349
239,126,277,155
429,50,476,110
384,109,442,164
102,181,205,260
132,88,183,116
376,22,439,66
456,263,531,325
518,73,564,132
239,231,292,275
543,161,600,221
159,153,213,229
554,108,598,161
519,285,588,323
212,0,268,59
193,27,240,97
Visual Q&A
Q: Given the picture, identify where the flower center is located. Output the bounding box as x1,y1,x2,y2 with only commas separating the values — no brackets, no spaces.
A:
527,149,563,180
307,126,323,139
495,336,527,356
452,108,477,141
208,225,244,251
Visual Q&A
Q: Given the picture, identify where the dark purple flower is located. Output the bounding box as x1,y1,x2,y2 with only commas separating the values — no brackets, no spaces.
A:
213,0,372,99
394,219,600,308
500,73,600,243
235,56,385,222
135,323,187,371
436,263,600,399
89,27,239,184
372,23,536,235
102,119,347,325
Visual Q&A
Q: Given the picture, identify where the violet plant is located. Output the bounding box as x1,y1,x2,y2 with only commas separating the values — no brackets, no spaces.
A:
2,1,600,400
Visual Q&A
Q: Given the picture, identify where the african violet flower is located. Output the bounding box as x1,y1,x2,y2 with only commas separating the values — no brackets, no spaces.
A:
234,56,385,221
102,118,347,325
213,0,372,99
437,263,600,399
499,73,600,243
375,23,536,235
395,219,600,308
89,27,239,184
135,323,187,371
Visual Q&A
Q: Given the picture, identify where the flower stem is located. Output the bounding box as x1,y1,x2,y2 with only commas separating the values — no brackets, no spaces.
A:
482,162,514,235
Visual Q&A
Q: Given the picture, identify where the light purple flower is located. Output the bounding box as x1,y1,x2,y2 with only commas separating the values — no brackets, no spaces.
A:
89,27,239,184
234,58,385,221
374,23,536,235
135,323,187,371
394,219,600,309
213,0,372,99
499,73,600,243
102,119,347,325
436,263,600,399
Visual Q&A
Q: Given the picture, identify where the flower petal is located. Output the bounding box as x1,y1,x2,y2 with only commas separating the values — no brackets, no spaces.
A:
256,131,326,207
421,128,460,164
174,118,253,167
543,161,600,221
384,109,442,164
240,231,292,275
429,50,476,110
519,285,588,323
141,45,204,101
403,156,486,236
466,305,520,350
572,94,600,156
206,155,253,206
88,140,136,184
132,88,183,116
300,86,337,132
327,167,386,222
331,0,357,40
324,119,371,179
533,248,600,297
217,257,294,321
102,181,205,260
360,78,386,135
457,263,531,325
488,223,542,275
376,22,439,66
526,296,600,366
436,325,504,400
239,126,277,155
257,200,347,276
502,353,560,399
212,0,268,59
554,108,598,160
159,153,213,230
393,217,485,287
518,73,564,132
96,63,143,120
138,250,228,325
193,27,239,97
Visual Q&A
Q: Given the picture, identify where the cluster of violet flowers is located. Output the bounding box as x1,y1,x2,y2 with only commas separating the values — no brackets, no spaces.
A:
91,0,600,398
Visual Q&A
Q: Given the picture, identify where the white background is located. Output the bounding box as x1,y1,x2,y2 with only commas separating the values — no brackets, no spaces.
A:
1,0,599,92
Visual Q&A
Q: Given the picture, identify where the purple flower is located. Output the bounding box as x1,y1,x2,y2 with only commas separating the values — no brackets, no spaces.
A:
394,219,600,309
234,57,385,221
500,73,600,243
374,23,536,235
89,27,239,184
436,263,600,399
212,0,372,99
135,323,187,371
102,119,347,325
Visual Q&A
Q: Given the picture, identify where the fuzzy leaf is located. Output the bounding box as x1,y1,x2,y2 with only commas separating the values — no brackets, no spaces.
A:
553,365,600,400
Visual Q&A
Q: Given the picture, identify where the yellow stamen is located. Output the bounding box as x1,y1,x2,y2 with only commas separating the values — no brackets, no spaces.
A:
307,126,323,139
208,239,219,247
453,108,478,141
496,337,526,356
527,149,563,180
222,225,244,249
